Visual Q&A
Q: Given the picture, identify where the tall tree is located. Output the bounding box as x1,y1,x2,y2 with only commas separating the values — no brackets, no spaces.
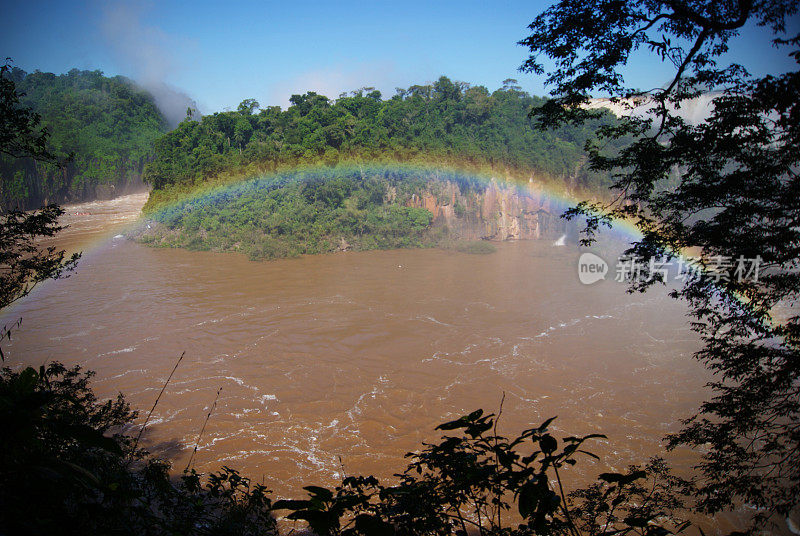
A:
0,62,79,355
520,0,799,531
0,63,56,164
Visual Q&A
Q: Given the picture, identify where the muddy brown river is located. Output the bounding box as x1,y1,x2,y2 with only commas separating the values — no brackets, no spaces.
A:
2,193,710,504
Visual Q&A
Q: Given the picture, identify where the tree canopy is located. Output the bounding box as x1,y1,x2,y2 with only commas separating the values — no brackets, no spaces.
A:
0,67,167,210
143,76,621,197
520,0,799,530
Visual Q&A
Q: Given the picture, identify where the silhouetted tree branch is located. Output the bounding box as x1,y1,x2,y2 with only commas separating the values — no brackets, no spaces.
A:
520,0,799,531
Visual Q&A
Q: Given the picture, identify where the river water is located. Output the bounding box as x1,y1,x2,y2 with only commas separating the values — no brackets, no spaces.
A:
2,193,708,500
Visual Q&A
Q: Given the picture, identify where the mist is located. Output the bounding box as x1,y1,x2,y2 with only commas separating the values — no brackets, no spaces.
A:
585,92,719,125
99,2,199,128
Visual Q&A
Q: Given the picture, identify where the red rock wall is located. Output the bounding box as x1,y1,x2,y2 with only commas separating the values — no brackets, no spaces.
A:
406,178,569,241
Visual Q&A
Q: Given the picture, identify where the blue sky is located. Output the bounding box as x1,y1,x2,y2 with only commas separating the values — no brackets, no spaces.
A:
2,0,796,114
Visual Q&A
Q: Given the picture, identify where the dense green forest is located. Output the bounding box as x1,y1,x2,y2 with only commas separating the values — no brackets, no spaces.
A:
139,77,618,258
136,166,492,259
144,77,619,209
0,68,167,210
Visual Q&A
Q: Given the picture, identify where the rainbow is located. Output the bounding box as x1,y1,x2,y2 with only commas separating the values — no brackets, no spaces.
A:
143,161,631,236
144,162,578,212
6,162,775,332
140,162,779,333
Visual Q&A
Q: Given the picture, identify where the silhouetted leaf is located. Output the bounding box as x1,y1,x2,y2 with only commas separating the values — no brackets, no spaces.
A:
599,470,647,485
518,479,541,519
303,485,334,501
355,514,395,536
540,434,557,453
273,499,314,510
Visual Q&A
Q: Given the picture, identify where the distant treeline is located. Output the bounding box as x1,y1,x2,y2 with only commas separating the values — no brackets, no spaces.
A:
1,71,620,212
0,68,168,210
144,77,621,198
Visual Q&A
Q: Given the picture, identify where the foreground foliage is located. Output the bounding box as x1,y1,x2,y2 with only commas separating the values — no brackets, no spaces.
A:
521,0,799,530
0,364,691,536
0,62,81,357
0,204,80,312
0,363,277,535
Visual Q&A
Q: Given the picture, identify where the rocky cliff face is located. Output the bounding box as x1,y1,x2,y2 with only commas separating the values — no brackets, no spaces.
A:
404,178,571,241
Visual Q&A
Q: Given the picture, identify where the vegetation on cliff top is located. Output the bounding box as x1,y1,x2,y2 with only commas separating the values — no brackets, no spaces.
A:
135,164,571,260
143,77,622,201
0,66,168,210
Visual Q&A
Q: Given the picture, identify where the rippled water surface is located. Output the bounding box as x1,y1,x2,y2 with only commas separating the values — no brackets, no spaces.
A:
3,193,708,499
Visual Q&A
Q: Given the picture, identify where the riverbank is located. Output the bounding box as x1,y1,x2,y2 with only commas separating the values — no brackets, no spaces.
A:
40,192,151,257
